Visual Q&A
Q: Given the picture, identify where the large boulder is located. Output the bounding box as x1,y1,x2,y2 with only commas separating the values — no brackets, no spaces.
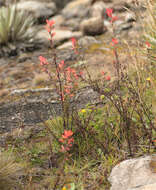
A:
109,155,156,190
36,28,82,47
15,1,57,23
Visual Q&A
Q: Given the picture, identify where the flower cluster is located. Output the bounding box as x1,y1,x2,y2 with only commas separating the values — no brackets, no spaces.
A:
105,9,118,46
39,20,82,101
57,62,81,101
106,8,118,23
45,19,56,44
59,130,74,152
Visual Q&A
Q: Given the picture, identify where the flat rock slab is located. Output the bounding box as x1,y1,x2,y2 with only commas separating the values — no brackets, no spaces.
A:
0,87,100,133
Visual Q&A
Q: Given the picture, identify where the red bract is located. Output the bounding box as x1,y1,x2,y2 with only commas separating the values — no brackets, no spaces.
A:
106,8,113,18
105,76,111,81
111,16,118,23
101,71,105,75
58,60,65,70
106,8,117,23
112,38,118,46
67,137,74,145
39,56,49,66
145,41,150,48
62,130,73,139
71,37,78,54
71,37,76,48
59,138,65,143
46,19,55,28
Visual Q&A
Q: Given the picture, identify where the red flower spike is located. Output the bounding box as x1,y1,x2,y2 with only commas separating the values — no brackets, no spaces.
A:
71,37,78,54
71,37,76,48
106,8,113,18
62,130,73,139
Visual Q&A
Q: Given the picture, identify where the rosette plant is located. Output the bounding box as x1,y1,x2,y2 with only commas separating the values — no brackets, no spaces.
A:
0,5,36,45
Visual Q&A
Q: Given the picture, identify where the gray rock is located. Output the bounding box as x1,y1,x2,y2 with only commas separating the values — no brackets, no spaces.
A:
0,86,100,131
49,15,65,28
62,18,82,31
109,155,156,190
90,1,107,18
36,28,82,47
113,1,131,13
16,1,57,23
78,36,98,47
80,17,106,36
114,21,133,34
52,0,73,10
125,12,136,23
61,0,90,20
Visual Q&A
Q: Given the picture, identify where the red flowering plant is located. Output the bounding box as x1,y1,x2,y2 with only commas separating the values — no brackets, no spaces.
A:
38,19,85,156
80,6,156,157
39,19,81,113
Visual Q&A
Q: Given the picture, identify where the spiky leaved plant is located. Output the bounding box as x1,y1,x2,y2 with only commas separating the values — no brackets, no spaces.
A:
0,151,24,190
0,5,36,46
